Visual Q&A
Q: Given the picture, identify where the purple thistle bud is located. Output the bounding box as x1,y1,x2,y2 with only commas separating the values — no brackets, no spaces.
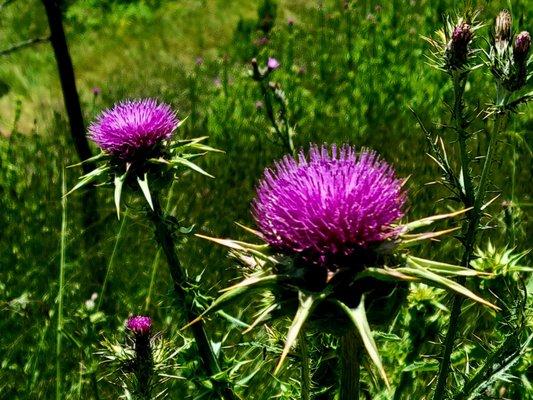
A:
447,21,473,69
452,22,472,45
91,86,101,96
287,18,295,26
267,57,280,71
195,56,204,66
88,99,178,160
514,31,531,62
126,315,152,336
252,145,406,267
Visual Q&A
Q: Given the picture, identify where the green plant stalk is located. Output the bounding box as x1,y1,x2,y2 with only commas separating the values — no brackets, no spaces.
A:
97,212,128,312
259,81,294,156
433,89,504,400
452,74,475,207
339,331,360,400
300,333,311,400
56,170,67,400
148,195,236,400
145,182,176,311
433,72,474,400
454,332,520,400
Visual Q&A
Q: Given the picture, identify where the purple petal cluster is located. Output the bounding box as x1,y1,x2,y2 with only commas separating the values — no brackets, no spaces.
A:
267,57,280,70
127,315,152,335
252,145,406,264
89,98,178,159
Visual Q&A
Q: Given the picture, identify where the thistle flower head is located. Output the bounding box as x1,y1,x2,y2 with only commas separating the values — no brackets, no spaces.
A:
447,21,473,69
127,316,152,336
514,31,531,62
426,13,480,73
89,99,179,160
252,145,406,267
494,10,512,53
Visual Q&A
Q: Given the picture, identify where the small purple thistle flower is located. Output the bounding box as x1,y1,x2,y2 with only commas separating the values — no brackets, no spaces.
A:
256,36,269,46
447,22,473,68
88,99,178,159
267,57,280,71
127,315,152,336
514,31,531,62
452,22,472,45
91,86,102,96
252,145,405,266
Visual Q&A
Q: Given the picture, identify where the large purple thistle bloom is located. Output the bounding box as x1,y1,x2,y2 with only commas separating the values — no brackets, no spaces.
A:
89,98,179,159
252,145,406,266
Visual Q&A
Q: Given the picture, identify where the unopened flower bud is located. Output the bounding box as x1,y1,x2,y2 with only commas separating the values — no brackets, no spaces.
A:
514,31,531,63
494,10,512,53
446,21,472,70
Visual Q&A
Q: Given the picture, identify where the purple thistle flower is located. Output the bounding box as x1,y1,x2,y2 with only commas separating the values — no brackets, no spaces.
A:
91,86,102,96
252,145,405,266
127,315,152,336
267,57,280,70
447,22,473,69
88,98,179,159
514,31,531,62
256,36,269,46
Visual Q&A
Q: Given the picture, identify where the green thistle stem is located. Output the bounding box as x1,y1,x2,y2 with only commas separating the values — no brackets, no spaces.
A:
452,74,475,207
433,106,504,400
259,81,295,156
148,195,236,400
56,170,67,400
339,331,360,400
133,334,154,400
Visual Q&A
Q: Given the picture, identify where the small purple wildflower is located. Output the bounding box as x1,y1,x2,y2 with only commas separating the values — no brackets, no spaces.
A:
256,37,269,46
127,316,152,336
195,56,204,66
287,18,295,26
252,145,405,266
91,86,102,96
267,57,280,70
88,99,178,159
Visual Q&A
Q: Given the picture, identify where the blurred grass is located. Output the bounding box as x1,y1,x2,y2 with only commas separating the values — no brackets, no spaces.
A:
0,0,532,398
